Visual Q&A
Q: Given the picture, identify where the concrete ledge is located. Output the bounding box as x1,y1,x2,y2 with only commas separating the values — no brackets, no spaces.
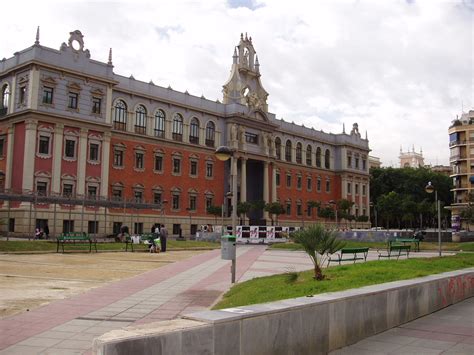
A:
93,268,474,355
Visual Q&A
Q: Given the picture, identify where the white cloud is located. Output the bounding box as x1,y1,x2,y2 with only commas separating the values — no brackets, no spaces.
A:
1,0,472,167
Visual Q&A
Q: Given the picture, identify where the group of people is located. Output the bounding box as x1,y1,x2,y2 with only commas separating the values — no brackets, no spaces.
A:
34,225,49,239
150,223,168,253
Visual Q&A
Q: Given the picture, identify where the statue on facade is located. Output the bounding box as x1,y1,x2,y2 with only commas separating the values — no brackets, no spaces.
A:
350,123,361,138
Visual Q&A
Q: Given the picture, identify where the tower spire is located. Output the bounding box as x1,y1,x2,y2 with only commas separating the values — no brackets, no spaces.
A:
233,47,238,64
108,48,113,65
35,26,40,45
255,54,260,73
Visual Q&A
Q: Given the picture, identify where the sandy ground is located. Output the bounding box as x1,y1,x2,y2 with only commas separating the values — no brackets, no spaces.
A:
0,250,205,319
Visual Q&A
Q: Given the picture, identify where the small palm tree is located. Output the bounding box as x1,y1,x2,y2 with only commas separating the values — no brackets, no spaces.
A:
291,224,345,280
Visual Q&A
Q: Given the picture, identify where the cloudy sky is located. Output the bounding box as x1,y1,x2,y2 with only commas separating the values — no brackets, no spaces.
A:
1,0,472,166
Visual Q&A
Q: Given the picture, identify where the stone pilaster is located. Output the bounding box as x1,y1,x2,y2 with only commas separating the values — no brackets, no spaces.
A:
5,125,14,189
77,128,88,195
105,85,113,124
51,123,64,194
28,66,39,110
271,163,277,202
22,119,38,192
241,158,247,202
263,161,269,220
101,132,111,197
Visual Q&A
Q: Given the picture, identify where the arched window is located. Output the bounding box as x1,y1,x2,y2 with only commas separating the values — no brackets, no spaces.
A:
154,109,165,138
296,143,302,164
275,138,281,160
189,117,200,144
205,121,215,147
1,84,10,115
135,105,147,134
172,113,183,141
285,140,292,162
306,145,312,166
316,147,322,167
113,100,127,131
325,149,331,169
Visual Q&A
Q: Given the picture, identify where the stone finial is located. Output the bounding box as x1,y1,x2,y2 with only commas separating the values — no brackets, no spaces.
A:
245,32,248,40
233,47,238,64
241,33,244,40
255,55,260,72
108,48,113,65
343,123,346,133
35,26,40,45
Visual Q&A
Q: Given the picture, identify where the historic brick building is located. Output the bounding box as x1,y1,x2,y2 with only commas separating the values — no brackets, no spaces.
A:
0,29,370,237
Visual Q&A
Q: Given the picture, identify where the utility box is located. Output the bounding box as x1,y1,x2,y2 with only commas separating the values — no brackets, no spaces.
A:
221,235,236,260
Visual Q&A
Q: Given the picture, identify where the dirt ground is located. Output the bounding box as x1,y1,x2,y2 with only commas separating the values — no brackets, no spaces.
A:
0,250,205,319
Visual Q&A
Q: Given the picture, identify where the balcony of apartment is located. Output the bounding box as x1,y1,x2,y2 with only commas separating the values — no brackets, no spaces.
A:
450,167,469,177
449,139,467,147
450,153,468,162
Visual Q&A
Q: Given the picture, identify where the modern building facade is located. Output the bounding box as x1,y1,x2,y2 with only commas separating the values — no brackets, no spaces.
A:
448,110,474,225
0,30,370,237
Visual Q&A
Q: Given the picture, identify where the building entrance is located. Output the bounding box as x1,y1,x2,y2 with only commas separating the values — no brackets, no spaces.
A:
246,160,264,225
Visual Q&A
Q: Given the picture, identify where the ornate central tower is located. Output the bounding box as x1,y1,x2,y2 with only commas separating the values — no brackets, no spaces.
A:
222,33,269,112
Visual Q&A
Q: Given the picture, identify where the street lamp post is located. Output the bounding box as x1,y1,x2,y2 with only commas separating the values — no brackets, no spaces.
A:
215,146,237,283
369,202,378,231
425,181,442,257
329,200,338,229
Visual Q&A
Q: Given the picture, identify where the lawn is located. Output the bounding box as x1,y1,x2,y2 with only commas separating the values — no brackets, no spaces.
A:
269,240,474,252
0,239,220,252
213,253,474,309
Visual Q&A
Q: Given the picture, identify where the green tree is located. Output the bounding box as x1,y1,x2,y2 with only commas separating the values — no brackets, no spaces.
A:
377,191,402,229
237,202,252,225
307,200,321,219
290,224,346,280
206,205,222,225
264,202,285,225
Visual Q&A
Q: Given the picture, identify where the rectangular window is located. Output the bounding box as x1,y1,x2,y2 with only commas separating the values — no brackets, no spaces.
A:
153,192,162,204
38,136,50,155
112,188,122,200
37,181,47,195
135,152,144,169
63,220,74,233
89,143,99,161
276,172,280,186
19,87,26,104
326,179,331,192
286,174,291,188
155,155,163,171
355,184,359,195
206,162,213,178
63,183,73,197
189,195,197,211
173,158,181,174
297,204,302,216
206,197,213,210
134,190,143,203
8,218,15,232
297,176,302,189
347,156,352,168
307,177,312,191
190,161,198,176
245,132,259,144
172,194,180,210
92,97,101,114
134,222,144,235
355,158,359,169
113,222,122,235
114,150,123,167
64,139,76,158
88,186,97,199
88,221,99,234
286,203,291,215
42,87,54,104
0,138,4,157
173,224,181,235
362,159,366,170
347,182,352,194
68,92,78,109
362,184,366,195
317,178,321,192
306,204,312,217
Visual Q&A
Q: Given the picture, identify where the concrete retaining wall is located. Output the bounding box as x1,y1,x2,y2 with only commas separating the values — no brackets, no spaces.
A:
93,268,474,355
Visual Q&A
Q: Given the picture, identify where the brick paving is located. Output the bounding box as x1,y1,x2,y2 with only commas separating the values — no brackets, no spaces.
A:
0,246,468,354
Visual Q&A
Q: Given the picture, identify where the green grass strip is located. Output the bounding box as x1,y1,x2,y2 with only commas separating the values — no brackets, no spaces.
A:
214,253,474,310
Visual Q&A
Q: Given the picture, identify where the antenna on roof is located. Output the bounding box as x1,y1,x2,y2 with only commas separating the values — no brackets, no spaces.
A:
35,26,40,45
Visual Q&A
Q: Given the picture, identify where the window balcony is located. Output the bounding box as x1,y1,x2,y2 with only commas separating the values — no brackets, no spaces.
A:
189,136,199,144
205,139,215,147
113,122,126,131
134,126,146,135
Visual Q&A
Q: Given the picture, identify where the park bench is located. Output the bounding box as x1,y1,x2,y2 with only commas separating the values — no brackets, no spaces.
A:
56,232,97,253
389,238,420,252
327,247,369,266
378,244,410,260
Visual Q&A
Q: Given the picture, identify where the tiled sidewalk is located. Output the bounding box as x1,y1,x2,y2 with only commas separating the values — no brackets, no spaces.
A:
330,297,474,355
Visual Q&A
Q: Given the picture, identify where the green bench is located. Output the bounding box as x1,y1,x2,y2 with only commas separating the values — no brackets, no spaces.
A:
378,244,410,260
56,232,97,253
327,247,369,266
389,238,420,252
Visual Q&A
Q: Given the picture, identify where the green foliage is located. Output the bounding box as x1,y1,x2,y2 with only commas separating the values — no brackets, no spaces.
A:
318,206,334,219
290,224,346,280
237,202,252,224
207,205,222,224
264,202,285,225
213,253,474,309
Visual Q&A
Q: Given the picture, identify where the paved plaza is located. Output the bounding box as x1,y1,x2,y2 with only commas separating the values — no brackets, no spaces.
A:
0,246,470,354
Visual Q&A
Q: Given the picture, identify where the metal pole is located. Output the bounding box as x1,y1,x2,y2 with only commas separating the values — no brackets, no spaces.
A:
221,203,224,236
436,191,441,257
81,198,85,233
104,206,107,237
375,207,378,231
7,200,10,241
231,156,237,284
29,200,32,240
53,201,57,239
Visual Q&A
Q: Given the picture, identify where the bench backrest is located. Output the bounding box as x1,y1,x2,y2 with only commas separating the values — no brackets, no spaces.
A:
390,245,411,251
394,238,418,242
58,232,90,240
341,247,369,254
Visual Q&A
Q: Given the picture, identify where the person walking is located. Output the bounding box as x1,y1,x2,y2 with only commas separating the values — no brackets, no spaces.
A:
160,224,168,252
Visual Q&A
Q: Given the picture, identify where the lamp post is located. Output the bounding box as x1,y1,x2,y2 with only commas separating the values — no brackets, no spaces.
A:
425,181,442,257
369,202,378,231
329,200,338,229
215,145,237,283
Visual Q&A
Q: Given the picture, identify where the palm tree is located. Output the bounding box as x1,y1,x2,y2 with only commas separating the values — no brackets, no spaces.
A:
291,224,345,280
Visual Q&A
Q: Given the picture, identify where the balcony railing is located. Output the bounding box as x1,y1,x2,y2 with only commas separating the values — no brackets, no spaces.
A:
449,140,467,147
205,139,215,147
113,122,126,131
